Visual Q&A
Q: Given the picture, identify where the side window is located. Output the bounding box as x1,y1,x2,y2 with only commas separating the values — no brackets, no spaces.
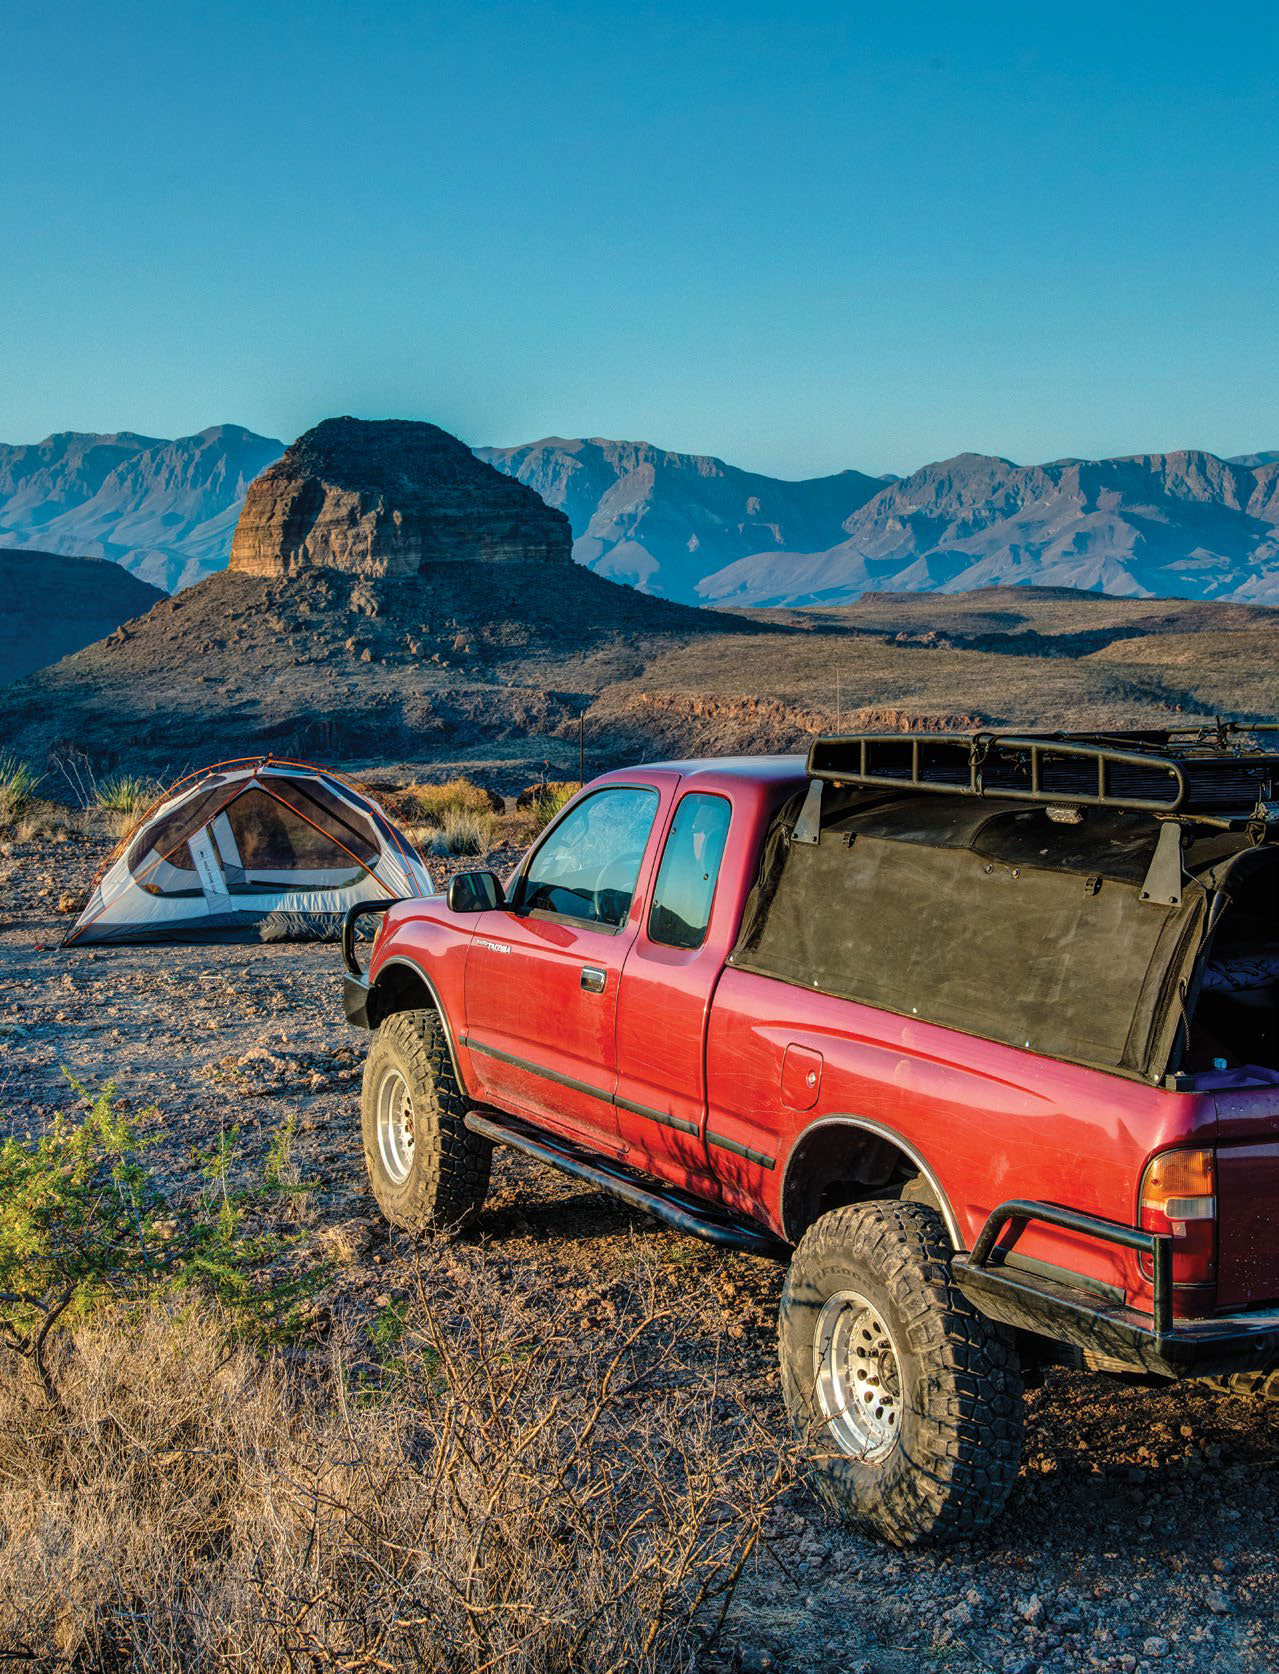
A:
648,793,732,950
520,786,659,929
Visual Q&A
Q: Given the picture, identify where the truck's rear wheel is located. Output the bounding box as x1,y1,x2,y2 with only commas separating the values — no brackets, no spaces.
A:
361,1009,491,1231
778,1201,1024,1545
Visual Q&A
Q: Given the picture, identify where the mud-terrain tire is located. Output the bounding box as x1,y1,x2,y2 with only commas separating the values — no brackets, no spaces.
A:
1198,1369,1279,1403
778,1200,1024,1546
361,1009,491,1231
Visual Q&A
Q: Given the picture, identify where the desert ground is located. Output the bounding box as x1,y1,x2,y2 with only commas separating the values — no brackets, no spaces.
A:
2,809,1276,1674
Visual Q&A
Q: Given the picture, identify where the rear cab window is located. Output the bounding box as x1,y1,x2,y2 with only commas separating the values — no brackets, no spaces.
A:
518,786,659,930
648,792,732,949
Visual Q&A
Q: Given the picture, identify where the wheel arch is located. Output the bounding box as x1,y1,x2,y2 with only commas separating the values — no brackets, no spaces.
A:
367,955,470,1094
779,1115,962,1249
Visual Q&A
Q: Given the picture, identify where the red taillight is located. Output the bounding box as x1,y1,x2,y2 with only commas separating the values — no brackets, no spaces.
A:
1139,1148,1216,1284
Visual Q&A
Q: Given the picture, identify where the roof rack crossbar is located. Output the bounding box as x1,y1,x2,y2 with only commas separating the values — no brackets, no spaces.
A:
805,729,1278,817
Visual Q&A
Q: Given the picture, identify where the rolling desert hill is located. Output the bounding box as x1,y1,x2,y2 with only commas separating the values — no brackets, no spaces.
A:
0,547,166,685
0,419,761,777
0,425,284,591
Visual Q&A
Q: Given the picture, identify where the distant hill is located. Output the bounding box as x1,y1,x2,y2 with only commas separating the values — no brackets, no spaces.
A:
476,436,885,605
0,547,166,684
693,451,1279,608
0,418,752,770
0,425,283,591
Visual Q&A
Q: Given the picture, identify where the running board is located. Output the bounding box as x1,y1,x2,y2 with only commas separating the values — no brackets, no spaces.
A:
464,1110,788,1258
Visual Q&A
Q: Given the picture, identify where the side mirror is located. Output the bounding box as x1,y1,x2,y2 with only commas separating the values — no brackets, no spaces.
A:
446,869,505,914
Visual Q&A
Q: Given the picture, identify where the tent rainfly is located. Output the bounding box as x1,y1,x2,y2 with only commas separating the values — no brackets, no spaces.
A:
65,759,433,946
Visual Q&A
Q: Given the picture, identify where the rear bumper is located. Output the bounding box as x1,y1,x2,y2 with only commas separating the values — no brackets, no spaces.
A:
954,1252,1279,1378
343,972,372,1030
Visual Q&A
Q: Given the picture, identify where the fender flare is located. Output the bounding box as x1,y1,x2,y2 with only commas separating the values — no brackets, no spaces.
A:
779,1114,963,1249
369,954,471,1095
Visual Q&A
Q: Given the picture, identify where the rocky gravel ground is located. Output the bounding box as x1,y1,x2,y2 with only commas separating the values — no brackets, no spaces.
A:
1,825,1277,1673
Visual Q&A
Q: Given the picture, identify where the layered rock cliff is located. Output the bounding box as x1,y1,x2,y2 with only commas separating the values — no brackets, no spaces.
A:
229,417,571,578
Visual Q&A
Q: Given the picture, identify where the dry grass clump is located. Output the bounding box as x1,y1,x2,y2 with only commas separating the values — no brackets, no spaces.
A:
0,1263,784,1671
14,799,76,843
417,806,496,857
399,775,502,822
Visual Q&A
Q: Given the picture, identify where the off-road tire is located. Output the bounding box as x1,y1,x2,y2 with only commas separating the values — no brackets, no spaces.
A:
778,1200,1024,1546
361,1008,491,1232
1198,1369,1279,1403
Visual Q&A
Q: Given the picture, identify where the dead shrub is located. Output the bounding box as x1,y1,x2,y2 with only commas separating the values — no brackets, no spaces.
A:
0,1262,784,1671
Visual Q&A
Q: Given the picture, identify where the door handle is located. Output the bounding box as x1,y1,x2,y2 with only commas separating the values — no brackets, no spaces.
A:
580,965,607,994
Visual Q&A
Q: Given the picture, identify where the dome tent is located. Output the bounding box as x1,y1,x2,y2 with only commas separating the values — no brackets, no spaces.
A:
66,758,433,947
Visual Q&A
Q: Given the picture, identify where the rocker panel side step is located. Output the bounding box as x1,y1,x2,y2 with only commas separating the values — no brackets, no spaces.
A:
463,1110,788,1258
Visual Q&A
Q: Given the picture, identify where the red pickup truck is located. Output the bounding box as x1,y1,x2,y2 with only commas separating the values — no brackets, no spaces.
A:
343,729,1279,1544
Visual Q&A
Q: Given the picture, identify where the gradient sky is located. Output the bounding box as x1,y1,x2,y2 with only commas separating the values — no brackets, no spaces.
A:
2,1,1276,478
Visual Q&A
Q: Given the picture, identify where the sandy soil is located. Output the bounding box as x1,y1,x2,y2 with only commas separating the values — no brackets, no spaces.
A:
1,827,1276,1674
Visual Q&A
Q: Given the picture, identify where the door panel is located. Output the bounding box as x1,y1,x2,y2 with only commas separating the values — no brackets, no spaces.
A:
462,782,668,1154
615,792,734,1190
463,911,630,1152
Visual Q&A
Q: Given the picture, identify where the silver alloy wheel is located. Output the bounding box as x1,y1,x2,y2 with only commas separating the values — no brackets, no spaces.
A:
375,1067,416,1185
812,1289,902,1461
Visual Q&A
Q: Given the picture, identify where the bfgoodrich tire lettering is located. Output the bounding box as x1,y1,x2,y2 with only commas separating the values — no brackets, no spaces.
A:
361,1008,491,1231
778,1200,1024,1545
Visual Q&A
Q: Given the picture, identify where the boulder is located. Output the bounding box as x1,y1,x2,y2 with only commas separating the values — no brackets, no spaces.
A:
229,416,571,579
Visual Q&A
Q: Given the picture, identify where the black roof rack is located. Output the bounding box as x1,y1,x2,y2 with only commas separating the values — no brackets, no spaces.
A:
804,725,1279,817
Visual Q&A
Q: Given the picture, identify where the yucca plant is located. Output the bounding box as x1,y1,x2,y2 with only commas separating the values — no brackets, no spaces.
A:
0,753,39,829
93,774,160,820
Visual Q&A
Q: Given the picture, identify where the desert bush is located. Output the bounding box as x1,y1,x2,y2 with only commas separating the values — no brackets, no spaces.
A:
0,1082,162,1402
526,779,578,832
0,1085,322,1406
14,797,75,842
425,806,496,857
94,771,161,820
400,775,501,822
0,1260,785,1671
0,753,39,830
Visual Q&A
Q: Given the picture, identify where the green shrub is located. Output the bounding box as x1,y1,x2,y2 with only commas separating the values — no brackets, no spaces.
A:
93,773,161,820
0,754,39,829
0,1084,323,1406
530,780,577,831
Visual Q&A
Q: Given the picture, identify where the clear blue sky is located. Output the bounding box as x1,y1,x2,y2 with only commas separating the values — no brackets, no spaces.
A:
2,0,1275,478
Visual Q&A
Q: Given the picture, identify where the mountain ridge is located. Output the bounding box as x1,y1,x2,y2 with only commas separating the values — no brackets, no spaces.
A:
4,424,1279,606
0,425,285,591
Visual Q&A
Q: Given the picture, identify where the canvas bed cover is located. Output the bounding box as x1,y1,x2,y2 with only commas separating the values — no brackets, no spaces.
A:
728,788,1273,1084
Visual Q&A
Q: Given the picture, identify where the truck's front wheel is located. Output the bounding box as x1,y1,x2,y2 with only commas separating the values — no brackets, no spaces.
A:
361,1009,492,1231
778,1201,1024,1545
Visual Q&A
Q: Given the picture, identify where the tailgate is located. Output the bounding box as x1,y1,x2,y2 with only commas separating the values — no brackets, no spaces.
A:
1215,1087,1279,1308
